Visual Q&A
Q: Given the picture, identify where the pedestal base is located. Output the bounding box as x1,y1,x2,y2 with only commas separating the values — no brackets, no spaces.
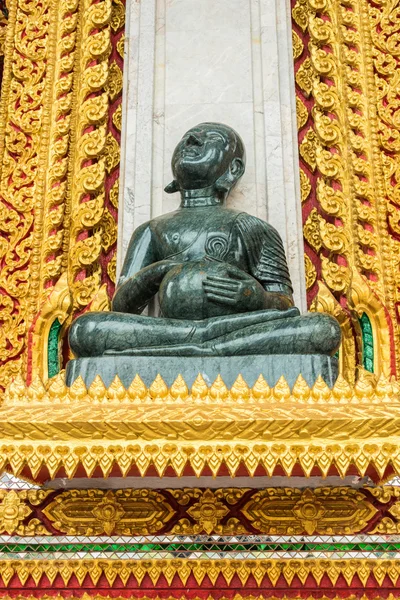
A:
66,354,338,388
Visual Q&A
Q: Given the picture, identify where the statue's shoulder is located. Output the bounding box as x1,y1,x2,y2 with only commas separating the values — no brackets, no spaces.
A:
235,212,283,242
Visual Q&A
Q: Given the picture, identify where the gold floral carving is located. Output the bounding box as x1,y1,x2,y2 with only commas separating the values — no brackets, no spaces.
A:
292,31,304,60
303,209,322,253
0,559,398,587
0,371,400,479
304,254,317,290
299,129,318,171
296,97,308,130
295,58,314,96
43,489,174,535
300,168,311,203
106,61,123,102
185,489,230,534
0,490,51,535
242,487,376,535
292,0,309,32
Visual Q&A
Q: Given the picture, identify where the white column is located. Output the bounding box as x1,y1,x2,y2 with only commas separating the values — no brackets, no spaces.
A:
118,0,306,311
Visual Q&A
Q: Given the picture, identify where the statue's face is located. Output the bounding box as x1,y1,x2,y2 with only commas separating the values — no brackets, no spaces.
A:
171,124,236,190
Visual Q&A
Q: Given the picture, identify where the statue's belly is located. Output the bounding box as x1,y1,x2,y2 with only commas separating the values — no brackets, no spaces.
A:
159,259,240,320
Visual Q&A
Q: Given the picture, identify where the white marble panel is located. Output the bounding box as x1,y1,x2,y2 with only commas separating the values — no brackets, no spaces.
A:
166,0,251,32
165,29,253,106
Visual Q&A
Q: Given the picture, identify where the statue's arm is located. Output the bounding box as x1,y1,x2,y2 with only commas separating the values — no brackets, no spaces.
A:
112,223,177,314
235,215,294,310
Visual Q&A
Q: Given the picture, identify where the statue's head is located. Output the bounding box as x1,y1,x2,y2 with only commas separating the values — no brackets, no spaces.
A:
165,122,246,198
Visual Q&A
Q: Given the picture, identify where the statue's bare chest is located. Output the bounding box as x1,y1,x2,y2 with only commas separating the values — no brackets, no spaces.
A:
152,210,242,261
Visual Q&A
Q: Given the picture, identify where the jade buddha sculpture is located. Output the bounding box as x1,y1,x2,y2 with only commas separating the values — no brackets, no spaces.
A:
69,123,341,358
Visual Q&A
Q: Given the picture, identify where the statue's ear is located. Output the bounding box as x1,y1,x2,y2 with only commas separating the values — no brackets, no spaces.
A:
215,158,245,194
230,157,245,181
164,180,180,194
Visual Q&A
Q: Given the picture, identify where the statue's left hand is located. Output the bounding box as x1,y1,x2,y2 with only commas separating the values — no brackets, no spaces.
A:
203,264,266,312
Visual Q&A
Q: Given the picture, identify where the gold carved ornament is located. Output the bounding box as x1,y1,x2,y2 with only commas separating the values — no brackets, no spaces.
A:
37,486,384,537
0,490,51,535
0,558,398,587
1,371,400,480
242,487,376,535
43,489,174,536
292,0,400,378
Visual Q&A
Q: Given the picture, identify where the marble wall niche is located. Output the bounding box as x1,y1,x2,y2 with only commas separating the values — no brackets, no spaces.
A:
118,0,306,311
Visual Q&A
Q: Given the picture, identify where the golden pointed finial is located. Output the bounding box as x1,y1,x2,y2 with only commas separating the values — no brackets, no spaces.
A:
191,373,208,400
272,376,291,402
88,375,107,401
28,376,47,401
354,368,376,403
149,374,168,399
375,373,393,403
311,375,331,403
332,374,352,403
292,374,310,403
5,373,27,404
127,374,147,401
391,375,400,395
231,374,250,402
107,375,126,401
210,375,228,402
68,376,87,401
251,374,271,401
47,372,68,401
170,374,189,400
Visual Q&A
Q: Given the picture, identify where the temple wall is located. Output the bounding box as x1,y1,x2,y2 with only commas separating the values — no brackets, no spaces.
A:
118,0,307,311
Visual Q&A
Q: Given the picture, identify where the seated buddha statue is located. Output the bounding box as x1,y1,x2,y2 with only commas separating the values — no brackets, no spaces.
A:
69,122,341,358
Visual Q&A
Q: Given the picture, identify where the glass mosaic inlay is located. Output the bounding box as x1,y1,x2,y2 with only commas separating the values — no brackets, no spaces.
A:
0,535,399,560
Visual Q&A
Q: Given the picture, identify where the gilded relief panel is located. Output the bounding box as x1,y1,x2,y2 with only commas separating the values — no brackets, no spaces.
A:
292,0,400,381
0,0,124,388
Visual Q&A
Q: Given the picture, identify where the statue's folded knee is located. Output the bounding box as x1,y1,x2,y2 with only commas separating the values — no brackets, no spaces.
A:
69,314,99,357
309,314,341,355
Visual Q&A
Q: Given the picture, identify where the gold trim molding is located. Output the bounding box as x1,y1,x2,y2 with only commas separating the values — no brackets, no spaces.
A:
0,559,398,587
0,371,399,479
